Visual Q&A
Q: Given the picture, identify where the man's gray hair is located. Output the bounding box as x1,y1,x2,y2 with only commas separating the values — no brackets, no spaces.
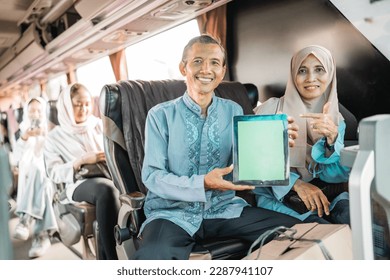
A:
181,34,226,66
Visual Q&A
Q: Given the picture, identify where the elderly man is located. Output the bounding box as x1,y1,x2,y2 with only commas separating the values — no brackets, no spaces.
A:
133,34,299,260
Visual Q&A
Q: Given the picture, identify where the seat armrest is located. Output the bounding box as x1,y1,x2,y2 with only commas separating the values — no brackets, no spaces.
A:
119,192,145,210
115,192,146,245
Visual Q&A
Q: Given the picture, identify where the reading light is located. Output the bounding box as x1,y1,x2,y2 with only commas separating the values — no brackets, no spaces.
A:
71,48,108,60
102,30,148,44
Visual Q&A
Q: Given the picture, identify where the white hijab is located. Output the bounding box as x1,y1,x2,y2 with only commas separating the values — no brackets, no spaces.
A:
284,45,341,169
57,84,101,152
19,96,47,135
18,96,48,157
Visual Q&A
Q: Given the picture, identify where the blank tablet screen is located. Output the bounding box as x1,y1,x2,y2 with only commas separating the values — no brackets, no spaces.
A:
233,114,289,186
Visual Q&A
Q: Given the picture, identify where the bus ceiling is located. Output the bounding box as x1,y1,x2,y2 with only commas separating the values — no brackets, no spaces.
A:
0,0,389,98
0,0,229,97
329,0,390,61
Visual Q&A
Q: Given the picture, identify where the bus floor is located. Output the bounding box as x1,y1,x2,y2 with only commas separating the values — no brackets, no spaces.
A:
8,198,82,260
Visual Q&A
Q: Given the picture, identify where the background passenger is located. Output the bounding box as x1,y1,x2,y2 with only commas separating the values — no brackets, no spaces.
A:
0,115,10,148
254,45,350,224
13,97,58,258
44,83,120,260
133,34,299,260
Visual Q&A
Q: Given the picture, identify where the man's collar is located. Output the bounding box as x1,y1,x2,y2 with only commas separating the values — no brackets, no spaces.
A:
183,91,216,117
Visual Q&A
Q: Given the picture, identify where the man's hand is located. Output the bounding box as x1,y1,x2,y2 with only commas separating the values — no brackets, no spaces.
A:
204,164,255,191
293,179,330,217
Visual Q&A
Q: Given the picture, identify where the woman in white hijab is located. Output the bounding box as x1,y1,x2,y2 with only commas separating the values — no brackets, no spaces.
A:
44,83,120,259
13,97,58,258
254,45,350,224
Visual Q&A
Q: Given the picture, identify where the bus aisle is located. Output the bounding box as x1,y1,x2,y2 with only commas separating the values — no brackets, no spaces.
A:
8,199,81,260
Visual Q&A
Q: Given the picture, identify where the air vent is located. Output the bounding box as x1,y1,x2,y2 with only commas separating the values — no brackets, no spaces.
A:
151,0,214,20
102,29,149,44
184,0,214,7
71,48,108,60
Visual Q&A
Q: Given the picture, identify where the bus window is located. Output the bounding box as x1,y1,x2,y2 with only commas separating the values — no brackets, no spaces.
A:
28,83,41,99
76,19,198,94
125,19,199,80
76,56,116,97
46,74,67,100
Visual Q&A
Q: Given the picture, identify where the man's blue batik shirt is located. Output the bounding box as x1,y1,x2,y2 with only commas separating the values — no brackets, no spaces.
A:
140,91,249,236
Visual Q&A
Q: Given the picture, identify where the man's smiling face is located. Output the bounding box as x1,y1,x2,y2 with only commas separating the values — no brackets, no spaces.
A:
180,42,226,105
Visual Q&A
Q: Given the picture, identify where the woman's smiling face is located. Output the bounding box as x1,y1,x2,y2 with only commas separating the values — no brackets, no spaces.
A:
295,54,330,101
71,88,92,124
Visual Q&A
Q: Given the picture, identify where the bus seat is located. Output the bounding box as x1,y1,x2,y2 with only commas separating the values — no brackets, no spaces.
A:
100,79,258,260
11,107,23,141
1,112,17,198
47,100,59,124
46,99,99,260
243,83,259,108
13,107,23,124
5,107,19,146
46,100,59,132
338,103,358,146
52,183,98,260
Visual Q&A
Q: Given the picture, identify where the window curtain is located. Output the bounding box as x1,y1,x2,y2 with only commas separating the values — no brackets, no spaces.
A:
197,4,230,80
66,64,77,85
109,49,128,82
40,80,48,100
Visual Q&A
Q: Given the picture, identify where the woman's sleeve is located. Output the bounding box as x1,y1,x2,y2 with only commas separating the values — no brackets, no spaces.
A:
12,137,28,164
44,135,77,184
253,172,300,201
254,186,306,221
271,172,300,200
311,120,350,182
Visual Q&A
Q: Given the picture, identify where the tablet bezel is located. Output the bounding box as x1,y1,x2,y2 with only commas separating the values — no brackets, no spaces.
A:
232,114,290,186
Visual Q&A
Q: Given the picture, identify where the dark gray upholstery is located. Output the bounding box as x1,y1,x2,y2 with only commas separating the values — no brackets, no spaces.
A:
243,83,259,108
338,103,358,146
13,107,23,124
47,100,59,126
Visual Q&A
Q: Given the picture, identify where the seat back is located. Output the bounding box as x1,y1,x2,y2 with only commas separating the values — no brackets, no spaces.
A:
243,83,259,109
100,80,256,196
46,100,59,129
338,103,358,146
13,107,23,124
47,100,59,123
